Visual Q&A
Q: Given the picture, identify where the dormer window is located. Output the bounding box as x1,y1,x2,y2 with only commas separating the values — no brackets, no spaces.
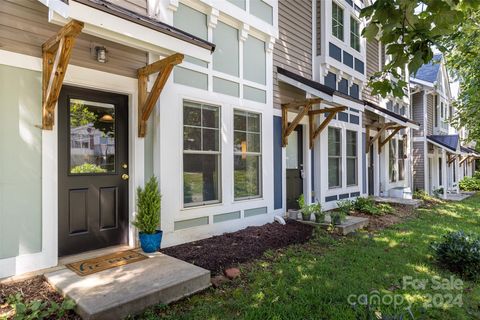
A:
332,2,344,41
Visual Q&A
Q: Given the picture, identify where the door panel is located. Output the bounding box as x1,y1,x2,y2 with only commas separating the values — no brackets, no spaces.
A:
286,126,303,210
368,142,374,195
58,86,129,257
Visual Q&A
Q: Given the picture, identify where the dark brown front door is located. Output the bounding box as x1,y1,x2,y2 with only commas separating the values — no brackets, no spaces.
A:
58,86,129,257
286,125,304,210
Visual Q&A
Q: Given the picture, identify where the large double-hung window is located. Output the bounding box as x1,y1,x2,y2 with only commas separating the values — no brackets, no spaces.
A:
346,130,358,186
183,101,221,206
328,127,342,188
389,138,406,183
350,17,360,51
234,110,262,199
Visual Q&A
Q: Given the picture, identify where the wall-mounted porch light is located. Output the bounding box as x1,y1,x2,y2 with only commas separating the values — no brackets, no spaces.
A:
95,46,107,63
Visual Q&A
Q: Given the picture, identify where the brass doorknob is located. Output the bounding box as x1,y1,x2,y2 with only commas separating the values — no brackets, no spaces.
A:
121,174,129,180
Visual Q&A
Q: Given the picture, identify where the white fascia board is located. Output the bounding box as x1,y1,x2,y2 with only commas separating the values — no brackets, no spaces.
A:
49,1,212,62
38,0,69,18
332,94,364,112
364,105,420,130
410,77,434,88
277,73,333,102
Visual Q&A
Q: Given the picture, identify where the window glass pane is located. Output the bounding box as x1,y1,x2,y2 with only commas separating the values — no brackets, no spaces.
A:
243,36,266,84
203,128,219,151
183,154,220,204
234,155,261,198
347,158,357,185
234,131,246,153
286,131,298,169
234,112,247,131
213,22,239,76
332,2,344,40
202,105,219,128
350,16,360,51
398,140,405,180
389,139,397,182
69,99,115,174
247,132,260,152
184,104,201,126
183,127,201,150
328,127,341,188
173,4,208,40
329,158,341,188
247,113,261,132
346,131,357,157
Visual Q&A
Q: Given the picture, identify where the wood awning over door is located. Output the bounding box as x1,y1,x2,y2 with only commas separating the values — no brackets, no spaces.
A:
281,98,346,149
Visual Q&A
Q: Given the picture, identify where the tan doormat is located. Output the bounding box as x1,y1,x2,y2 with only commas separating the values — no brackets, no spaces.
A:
66,250,148,276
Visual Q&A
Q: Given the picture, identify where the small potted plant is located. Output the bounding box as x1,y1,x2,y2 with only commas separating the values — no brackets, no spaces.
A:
133,176,162,253
311,202,324,223
298,194,311,221
331,200,352,225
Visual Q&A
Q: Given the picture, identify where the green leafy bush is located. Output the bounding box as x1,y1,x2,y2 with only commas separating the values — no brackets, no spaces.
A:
133,176,161,234
353,197,393,216
7,293,75,320
70,163,107,174
459,176,480,191
432,231,480,280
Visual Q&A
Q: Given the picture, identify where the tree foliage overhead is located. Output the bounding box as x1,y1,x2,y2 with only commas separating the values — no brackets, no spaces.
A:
360,0,480,141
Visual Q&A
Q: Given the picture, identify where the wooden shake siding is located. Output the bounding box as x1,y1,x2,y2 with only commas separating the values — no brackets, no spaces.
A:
0,0,147,78
413,141,425,191
273,0,312,109
426,94,434,135
412,92,424,137
363,38,380,105
111,0,147,15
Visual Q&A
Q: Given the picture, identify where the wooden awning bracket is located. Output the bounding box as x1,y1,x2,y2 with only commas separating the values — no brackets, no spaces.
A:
42,20,84,129
459,155,470,165
308,106,346,149
366,122,395,153
281,98,321,147
137,53,184,137
447,154,458,166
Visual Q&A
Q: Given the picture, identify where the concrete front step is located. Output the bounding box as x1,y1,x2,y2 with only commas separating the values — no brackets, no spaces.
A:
45,252,210,320
299,215,369,235
373,196,422,208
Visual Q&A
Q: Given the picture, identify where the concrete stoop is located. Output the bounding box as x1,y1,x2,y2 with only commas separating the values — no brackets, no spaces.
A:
45,253,210,320
373,196,422,209
299,216,369,235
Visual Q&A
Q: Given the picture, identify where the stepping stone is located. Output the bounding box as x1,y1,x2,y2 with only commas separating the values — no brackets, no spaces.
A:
45,253,210,320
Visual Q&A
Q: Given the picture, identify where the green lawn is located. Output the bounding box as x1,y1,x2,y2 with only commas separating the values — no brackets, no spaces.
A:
137,195,480,320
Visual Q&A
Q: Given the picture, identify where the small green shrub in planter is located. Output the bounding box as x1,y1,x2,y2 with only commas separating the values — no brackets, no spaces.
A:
133,176,162,253
310,202,324,223
331,200,352,225
431,231,480,280
297,194,311,221
459,176,480,191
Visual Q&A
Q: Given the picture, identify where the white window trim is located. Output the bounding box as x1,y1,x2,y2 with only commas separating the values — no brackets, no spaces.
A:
328,126,343,189
182,100,223,208
346,129,358,186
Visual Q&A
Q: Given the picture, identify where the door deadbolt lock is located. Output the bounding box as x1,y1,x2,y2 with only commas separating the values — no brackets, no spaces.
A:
121,174,129,180
122,163,128,169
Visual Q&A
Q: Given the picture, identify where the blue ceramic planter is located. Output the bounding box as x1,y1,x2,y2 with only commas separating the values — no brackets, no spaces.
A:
139,230,163,253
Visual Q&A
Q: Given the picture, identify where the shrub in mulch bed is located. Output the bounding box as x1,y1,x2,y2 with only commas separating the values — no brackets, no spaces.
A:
161,220,314,275
0,276,80,320
350,204,417,231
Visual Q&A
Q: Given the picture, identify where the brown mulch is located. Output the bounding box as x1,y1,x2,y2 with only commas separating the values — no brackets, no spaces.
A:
0,276,80,320
161,220,314,275
350,204,417,231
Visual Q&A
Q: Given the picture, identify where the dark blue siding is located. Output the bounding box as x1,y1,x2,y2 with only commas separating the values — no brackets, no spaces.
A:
354,58,365,74
325,72,337,90
329,42,342,62
343,51,353,68
338,112,349,122
350,114,360,124
350,83,359,99
338,78,349,95
273,116,283,209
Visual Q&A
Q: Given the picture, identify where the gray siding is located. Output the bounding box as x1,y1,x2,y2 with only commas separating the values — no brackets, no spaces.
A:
273,0,312,109
412,92,424,137
413,141,425,191
363,38,380,105
426,94,434,135
0,0,147,78
111,0,147,15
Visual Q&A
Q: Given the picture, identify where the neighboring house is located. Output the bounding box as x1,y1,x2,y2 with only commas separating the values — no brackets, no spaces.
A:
0,0,277,278
411,54,477,197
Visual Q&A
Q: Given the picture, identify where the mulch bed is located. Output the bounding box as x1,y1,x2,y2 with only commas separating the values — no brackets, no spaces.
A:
350,204,417,231
0,276,80,320
161,220,314,275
